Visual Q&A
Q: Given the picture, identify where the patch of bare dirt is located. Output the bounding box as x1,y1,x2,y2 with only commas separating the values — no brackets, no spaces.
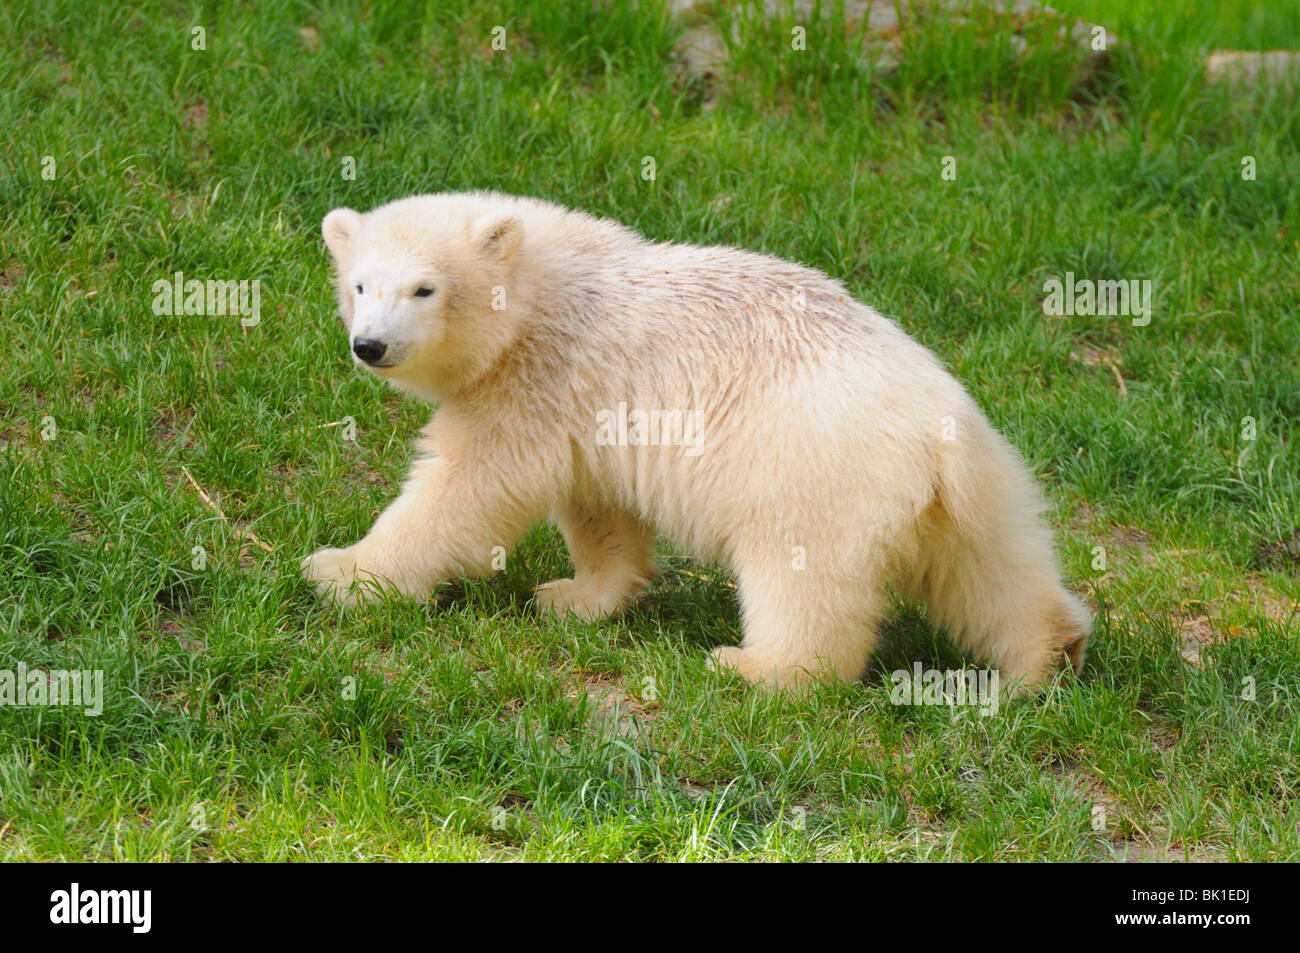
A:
1109,841,1219,863
570,675,656,739
1255,528,1300,574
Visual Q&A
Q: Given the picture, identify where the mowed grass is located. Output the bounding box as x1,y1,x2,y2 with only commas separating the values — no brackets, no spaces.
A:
0,0,1297,861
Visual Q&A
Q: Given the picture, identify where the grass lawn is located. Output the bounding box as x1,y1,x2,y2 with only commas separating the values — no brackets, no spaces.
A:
0,0,1297,861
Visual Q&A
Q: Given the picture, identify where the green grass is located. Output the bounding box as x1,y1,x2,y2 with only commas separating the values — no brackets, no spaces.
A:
0,0,1297,861
1052,0,1300,50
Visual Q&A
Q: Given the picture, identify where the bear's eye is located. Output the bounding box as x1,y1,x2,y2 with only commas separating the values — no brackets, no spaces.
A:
414,287,434,298
355,284,364,294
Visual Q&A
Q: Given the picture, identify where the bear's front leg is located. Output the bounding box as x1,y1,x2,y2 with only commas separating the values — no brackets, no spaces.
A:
301,543,415,608
536,505,656,620
302,447,553,608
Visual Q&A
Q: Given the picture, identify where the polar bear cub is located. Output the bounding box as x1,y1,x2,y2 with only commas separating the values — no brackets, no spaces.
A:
303,191,1091,690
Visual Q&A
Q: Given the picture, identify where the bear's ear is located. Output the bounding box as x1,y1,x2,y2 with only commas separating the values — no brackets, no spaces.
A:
472,211,524,260
322,208,363,258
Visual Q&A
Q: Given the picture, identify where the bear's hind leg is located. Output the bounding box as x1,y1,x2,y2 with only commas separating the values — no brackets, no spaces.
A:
536,506,655,621
916,505,1091,693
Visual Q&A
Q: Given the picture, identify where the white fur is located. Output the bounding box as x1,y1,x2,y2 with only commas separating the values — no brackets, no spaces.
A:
304,192,1091,690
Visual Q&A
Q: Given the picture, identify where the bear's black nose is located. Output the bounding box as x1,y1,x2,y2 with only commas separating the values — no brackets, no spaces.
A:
352,338,387,365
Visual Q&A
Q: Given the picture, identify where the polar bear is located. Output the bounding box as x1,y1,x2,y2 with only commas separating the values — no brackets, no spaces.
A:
303,192,1091,690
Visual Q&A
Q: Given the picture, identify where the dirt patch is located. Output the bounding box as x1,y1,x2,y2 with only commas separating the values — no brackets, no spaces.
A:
1177,614,1214,666
1254,528,1300,574
0,260,25,290
1231,575,1298,625
1070,345,1129,396
1109,841,1218,863
157,612,206,654
1068,502,1154,562
570,675,655,739
182,100,208,130
1107,524,1153,553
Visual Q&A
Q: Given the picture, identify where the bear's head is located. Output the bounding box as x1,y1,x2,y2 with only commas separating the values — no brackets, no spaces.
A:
321,195,527,402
